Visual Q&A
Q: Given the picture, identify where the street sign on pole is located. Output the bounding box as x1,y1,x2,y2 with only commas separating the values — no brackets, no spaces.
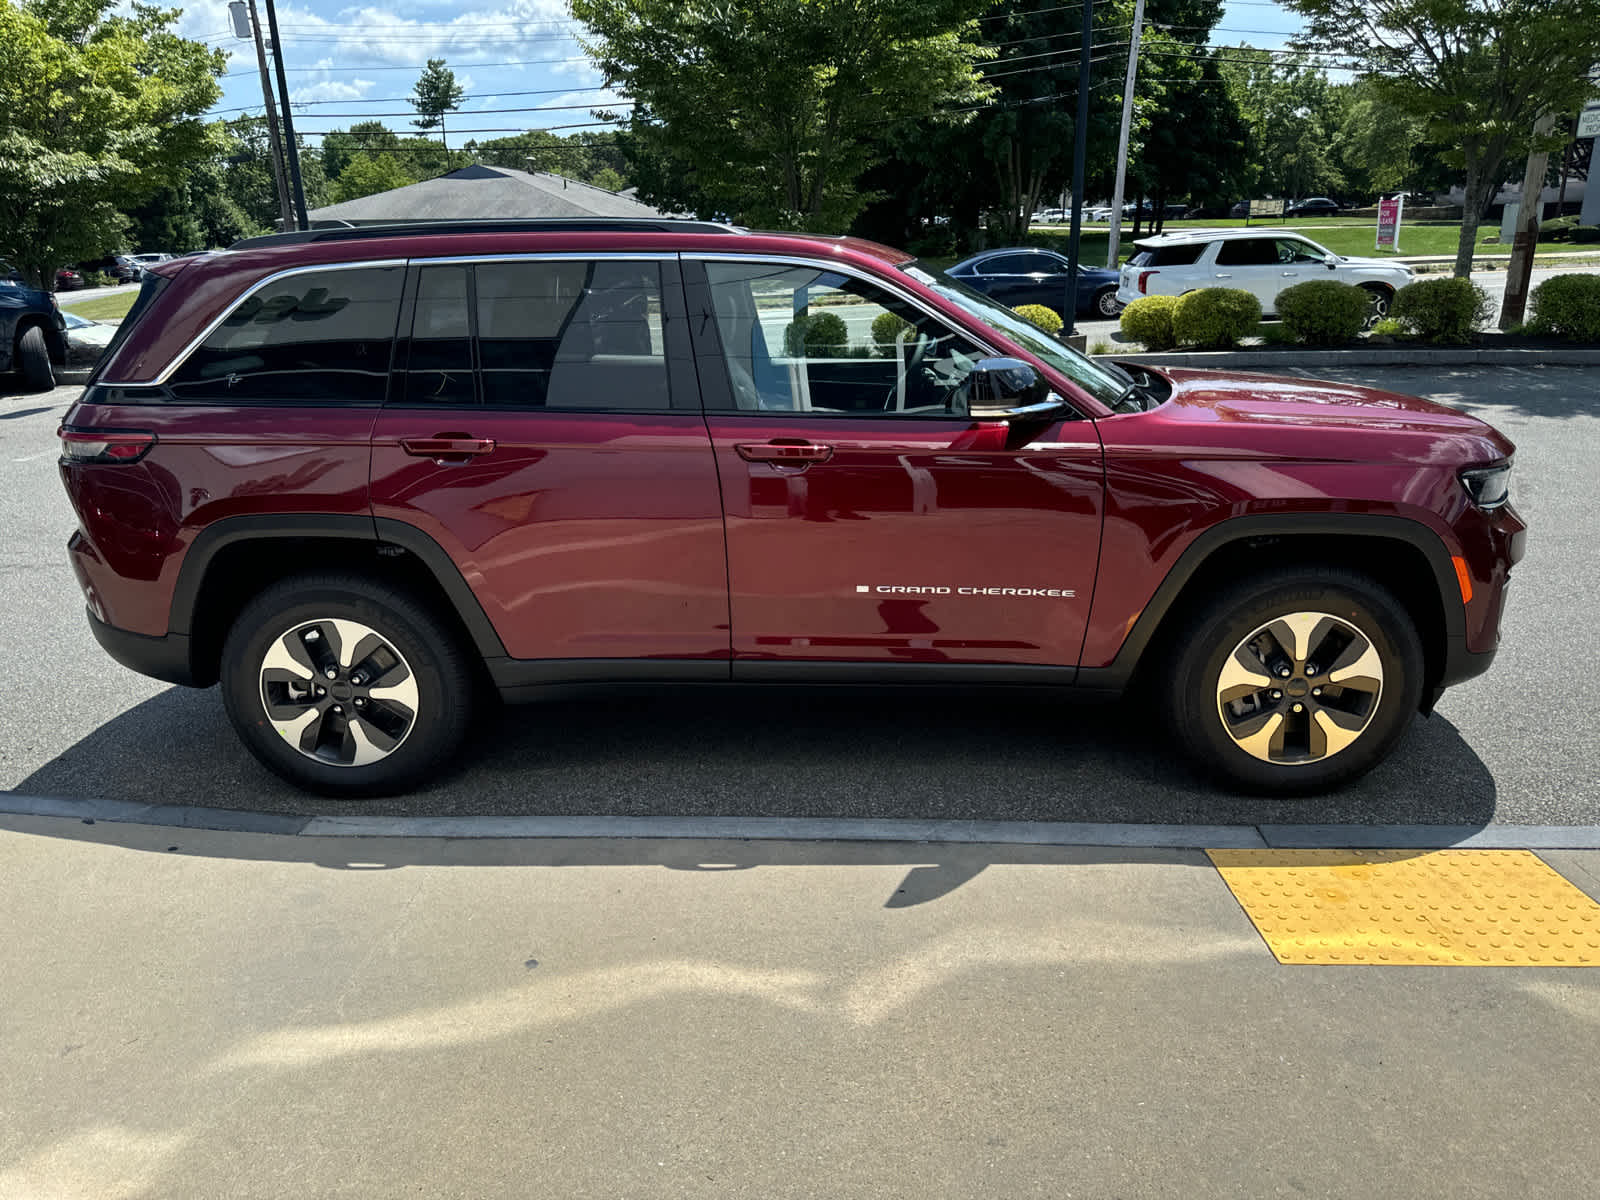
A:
1377,195,1403,252
1578,104,1600,140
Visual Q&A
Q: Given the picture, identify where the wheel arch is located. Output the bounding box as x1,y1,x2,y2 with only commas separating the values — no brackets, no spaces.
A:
174,515,506,688
1085,515,1461,703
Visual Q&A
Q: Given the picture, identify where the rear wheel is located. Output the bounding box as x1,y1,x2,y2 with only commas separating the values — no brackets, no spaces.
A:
1094,287,1123,318
1164,569,1423,794
220,573,474,796
18,325,53,392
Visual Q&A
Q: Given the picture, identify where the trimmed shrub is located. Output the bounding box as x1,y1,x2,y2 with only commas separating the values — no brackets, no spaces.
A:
1570,225,1600,244
1528,274,1600,342
1172,287,1261,349
1391,277,1491,344
1536,216,1578,243
1119,294,1178,350
783,309,850,357
1369,318,1407,338
870,311,912,357
1013,303,1063,335
1274,279,1369,346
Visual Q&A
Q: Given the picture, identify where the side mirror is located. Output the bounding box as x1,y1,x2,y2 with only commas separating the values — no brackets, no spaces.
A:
967,357,1066,421
1324,254,1338,269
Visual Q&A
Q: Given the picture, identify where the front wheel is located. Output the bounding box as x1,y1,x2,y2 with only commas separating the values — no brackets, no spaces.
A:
1094,287,1123,318
1164,569,1423,794
220,574,474,796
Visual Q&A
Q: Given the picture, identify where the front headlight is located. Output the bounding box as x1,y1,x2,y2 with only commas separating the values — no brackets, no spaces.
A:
1459,461,1511,510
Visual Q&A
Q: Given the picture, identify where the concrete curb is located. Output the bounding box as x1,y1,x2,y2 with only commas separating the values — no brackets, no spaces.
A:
1106,347,1600,369
4,793,1600,850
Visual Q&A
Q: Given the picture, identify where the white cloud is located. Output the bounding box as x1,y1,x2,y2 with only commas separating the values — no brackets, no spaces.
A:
263,2,592,73
288,78,378,104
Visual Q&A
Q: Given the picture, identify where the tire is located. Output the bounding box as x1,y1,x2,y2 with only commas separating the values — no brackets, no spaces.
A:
1094,287,1123,318
1163,568,1424,795
18,325,53,392
1360,284,1392,328
220,573,474,797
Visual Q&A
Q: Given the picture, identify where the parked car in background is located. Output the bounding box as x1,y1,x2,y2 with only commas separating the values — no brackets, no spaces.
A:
1,271,67,390
1286,197,1343,219
61,310,116,366
55,268,85,291
1117,228,1414,320
128,253,173,269
77,255,144,283
948,246,1124,318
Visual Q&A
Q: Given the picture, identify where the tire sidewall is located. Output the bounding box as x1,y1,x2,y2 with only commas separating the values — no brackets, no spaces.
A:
1173,575,1423,794
19,325,53,391
221,578,470,796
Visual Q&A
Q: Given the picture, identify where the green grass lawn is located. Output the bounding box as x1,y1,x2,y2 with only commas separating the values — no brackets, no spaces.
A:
60,291,138,321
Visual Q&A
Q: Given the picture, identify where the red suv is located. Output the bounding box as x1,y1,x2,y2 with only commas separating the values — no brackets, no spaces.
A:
59,220,1524,797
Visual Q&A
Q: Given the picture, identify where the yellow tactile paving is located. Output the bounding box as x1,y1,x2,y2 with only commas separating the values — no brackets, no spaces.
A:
1206,849,1600,966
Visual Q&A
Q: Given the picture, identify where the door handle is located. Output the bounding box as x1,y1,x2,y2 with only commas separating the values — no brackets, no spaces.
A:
401,434,497,460
735,440,834,465
1281,270,1299,276
1214,272,1232,279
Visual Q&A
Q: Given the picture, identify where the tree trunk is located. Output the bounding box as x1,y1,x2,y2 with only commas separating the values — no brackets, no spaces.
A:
1454,146,1489,279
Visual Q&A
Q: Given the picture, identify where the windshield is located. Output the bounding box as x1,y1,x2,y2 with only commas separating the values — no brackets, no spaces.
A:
900,261,1131,410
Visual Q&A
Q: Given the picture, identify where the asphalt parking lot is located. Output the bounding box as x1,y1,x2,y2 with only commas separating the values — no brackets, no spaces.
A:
0,364,1594,827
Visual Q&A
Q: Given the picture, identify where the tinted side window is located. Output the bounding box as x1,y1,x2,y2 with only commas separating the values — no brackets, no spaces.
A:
703,262,985,417
169,266,402,405
1215,239,1277,266
981,254,1044,274
407,266,474,405
1276,239,1326,264
476,260,669,410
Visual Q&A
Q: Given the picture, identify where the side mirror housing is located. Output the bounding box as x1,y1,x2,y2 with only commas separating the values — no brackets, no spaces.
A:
1324,253,1339,269
967,357,1066,421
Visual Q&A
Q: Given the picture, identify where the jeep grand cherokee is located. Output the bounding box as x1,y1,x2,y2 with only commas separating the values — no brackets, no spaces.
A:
59,220,1524,797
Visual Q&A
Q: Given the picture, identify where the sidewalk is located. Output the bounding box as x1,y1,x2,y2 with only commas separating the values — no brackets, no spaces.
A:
2,803,1597,1198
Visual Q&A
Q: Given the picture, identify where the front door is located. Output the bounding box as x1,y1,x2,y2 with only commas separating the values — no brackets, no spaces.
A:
688,258,1104,672
369,256,729,664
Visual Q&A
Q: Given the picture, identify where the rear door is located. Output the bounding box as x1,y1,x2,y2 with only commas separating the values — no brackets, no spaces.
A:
369,255,729,665
686,256,1104,673
1212,237,1287,308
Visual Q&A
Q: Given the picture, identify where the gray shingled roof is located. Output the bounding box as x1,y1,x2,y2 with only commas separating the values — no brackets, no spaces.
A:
307,164,663,224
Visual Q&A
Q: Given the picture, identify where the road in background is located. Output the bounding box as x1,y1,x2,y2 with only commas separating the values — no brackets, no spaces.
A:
0,365,1594,826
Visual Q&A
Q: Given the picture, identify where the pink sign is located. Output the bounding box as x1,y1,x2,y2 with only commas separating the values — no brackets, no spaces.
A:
1377,195,1403,251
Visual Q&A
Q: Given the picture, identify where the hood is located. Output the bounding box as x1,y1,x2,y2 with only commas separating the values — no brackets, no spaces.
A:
1333,254,1412,272
1149,367,1514,458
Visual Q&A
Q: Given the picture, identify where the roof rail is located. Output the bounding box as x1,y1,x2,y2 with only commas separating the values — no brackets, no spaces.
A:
228,218,747,251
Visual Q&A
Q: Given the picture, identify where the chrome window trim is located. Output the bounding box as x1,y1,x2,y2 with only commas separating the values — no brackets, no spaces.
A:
411,252,675,266
681,251,1004,360
137,258,408,386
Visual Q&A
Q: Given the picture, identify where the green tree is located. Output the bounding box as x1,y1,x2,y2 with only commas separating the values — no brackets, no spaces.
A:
1217,47,1345,203
571,0,996,231
410,58,466,150
328,152,419,205
0,0,226,288
1283,0,1600,276
220,117,326,231
325,120,466,185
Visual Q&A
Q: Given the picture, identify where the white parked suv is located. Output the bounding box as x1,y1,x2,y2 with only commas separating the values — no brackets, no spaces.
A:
1116,228,1414,320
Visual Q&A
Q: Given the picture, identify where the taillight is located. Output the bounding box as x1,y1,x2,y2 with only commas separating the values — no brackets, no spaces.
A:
1138,270,1159,294
58,427,156,464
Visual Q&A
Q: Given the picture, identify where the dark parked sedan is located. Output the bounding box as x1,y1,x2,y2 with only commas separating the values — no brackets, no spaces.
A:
946,248,1123,319
1,271,67,391
1287,197,1342,218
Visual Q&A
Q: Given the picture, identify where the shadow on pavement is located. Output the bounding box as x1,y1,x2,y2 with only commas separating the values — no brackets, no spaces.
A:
12,683,1498,830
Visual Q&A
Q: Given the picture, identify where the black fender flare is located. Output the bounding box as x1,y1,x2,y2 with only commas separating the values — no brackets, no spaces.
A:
169,513,507,659
1077,513,1464,691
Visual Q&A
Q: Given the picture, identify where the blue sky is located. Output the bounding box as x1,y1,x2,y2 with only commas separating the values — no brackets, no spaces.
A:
179,0,1306,151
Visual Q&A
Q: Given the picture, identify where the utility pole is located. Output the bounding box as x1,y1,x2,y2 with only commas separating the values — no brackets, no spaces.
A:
1063,0,1094,336
1499,110,1559,329
229,1,293,231
1106,0,1145,268
260,0,310,229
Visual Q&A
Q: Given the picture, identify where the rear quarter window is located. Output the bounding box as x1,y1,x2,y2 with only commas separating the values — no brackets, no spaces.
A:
166,266,403,405
1128,244,1206,267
